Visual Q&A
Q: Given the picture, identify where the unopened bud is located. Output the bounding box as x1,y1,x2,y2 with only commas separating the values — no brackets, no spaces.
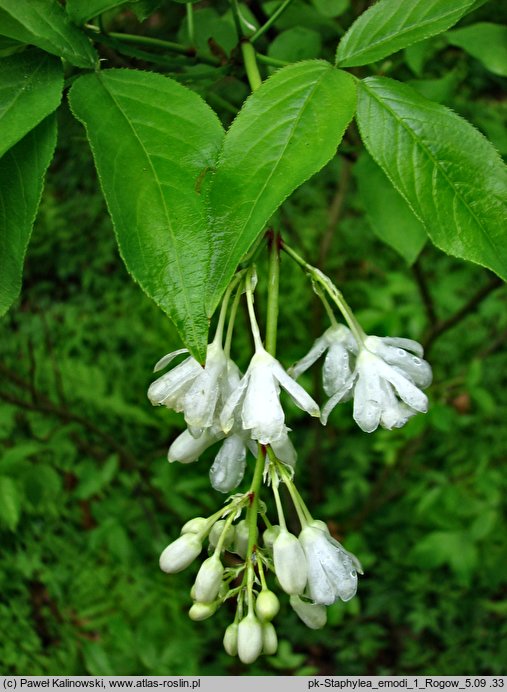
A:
263,525,281,551
289,595,327,630
262,622,278,655
237,613,263,664
159,533,202,573
209,520,235,550
193,554,224,603
223,623,239,656
180,517,208,535
233,519,250,559
273,529,307,595
255,590,280,621
188,601,217,621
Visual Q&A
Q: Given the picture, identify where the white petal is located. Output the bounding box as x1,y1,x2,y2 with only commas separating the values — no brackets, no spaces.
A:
289,595,327,630
375,358,428,413
323,342,354,396
299,528,336,605
242,358,286,444
289,334,329,379
153,348,189,372
367,337,432,388
220,371,250,434
147,357,201,409
270,430,297,467
272,360,320,418
321,377,355,425
353,353,383,433
377,336,424,358
168,429,219,464
209,434,246,493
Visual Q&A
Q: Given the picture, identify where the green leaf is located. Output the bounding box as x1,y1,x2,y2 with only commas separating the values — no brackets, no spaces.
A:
446,23,507,78
66,0,129,24
268,27,322,62
67,0,164,24
0,0,97,68
68,69,225,361
336,0,476,68
356,77,507,281
0,48,62,158
311,0,349,19
354,152,426,264
205,61,356,315
0,476,21,530
0,115,57,317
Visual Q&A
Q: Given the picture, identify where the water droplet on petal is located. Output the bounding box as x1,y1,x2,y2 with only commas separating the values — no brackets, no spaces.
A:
413,357,421,365
397,349,406,357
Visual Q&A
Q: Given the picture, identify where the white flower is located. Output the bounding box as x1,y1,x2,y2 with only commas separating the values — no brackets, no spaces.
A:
148,342,235,437
148,348,201,411
298,522,361,605
322,335,432,432
220,346,320,445
291,324,358,396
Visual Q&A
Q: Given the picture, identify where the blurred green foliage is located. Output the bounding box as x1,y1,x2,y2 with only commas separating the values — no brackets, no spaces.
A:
1,0,507,677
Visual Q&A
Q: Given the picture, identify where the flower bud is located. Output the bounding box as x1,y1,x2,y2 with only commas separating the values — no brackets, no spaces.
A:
237,613,263,664
263,525,281,551
209,520,235,550
289,595,327,630
180,517,208,535
262,622,278,655
233,519,250,559
223,623,239,656
188,601,217,621
159,533,202,573
255,590,280,621
193,554,224,603
273,529,307,595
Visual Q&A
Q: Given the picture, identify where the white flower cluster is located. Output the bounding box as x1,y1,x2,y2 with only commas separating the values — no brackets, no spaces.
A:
156,494,361,663
149,264,433,665
291,325,432,432
148,339,318,491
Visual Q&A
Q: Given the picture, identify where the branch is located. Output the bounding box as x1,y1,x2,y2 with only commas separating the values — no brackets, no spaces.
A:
412,257,438,326
423,275,503,352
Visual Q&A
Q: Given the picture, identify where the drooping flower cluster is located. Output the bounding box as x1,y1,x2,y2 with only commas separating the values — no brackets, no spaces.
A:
291,326,432,432
156,453,362,664
150,254,432,664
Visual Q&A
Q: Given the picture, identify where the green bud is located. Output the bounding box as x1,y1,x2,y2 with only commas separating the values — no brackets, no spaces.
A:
262,622,278,655
233,519,250,559
255,590,280,621
209,520,235,550
263,525,281,551
223,623,239,656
